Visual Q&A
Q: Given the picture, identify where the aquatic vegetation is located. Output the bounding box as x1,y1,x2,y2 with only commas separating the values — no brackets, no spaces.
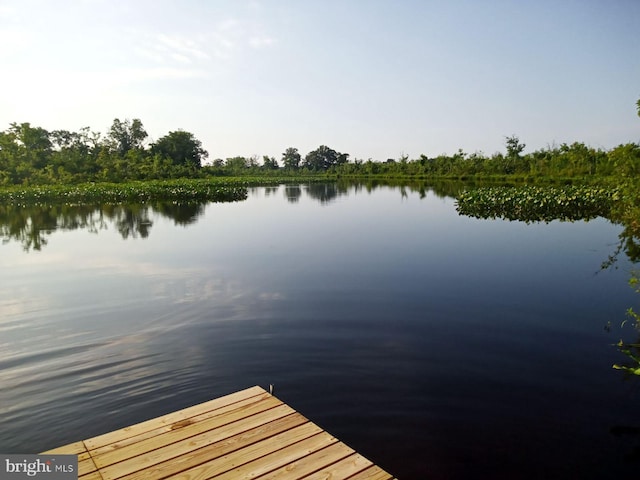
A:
455,185,619,223
614,338,640,376
0,179,248,206
613,272,640,377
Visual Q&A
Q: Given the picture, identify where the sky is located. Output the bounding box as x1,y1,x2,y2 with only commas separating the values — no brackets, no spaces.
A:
1,0,638,162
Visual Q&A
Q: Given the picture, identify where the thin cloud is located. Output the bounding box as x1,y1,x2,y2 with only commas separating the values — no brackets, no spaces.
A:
156,33,211,61
123,66,209,81
129,27,212,65
249,35,276,49
169,52,193,64
130,14,277,66
136,29,232,64
134,46,167,64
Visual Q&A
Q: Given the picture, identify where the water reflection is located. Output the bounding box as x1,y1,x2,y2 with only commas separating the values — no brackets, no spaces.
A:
0,201,208,251
336,178,466,200
149,202,206,227
264,186,280,197
2,182,463,250
305,183,349,204
284,185,301,203
280,179,467,205
1,204,106,251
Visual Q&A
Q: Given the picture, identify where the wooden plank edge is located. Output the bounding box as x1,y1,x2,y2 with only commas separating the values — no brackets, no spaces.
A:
96,406,303,480
348,464,396,480
153,421,326,480
91,395,286,469
250,441,357,480
114,412,310,480
41,440,87,455
89,391,275,456
189,430,339,480
84,386,268,450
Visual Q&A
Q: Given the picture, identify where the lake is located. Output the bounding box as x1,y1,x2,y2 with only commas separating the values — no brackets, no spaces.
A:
1,182,639,479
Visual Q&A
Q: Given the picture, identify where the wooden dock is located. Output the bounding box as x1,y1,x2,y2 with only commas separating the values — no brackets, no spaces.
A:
42,386,396,480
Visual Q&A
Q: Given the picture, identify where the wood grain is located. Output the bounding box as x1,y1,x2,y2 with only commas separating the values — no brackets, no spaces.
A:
40,386,397,480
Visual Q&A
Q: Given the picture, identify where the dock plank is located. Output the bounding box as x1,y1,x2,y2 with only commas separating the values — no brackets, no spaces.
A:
42,441,87,455
93,395,285,468
302,453,374,480
90,391,274,456
257,442,357,480
106,409,303,480
85,386,266,450
79,473,104,480
163,422,324,480
42,441,99,478
349,465,397,480
78,455,100,477
119,413,308,480
41,386,396,480
211,431,338,480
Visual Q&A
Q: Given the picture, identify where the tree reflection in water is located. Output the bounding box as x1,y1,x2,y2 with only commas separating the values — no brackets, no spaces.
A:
0,201,208,251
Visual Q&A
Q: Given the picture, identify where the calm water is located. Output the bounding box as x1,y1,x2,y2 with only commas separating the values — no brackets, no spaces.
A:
1,183,639,479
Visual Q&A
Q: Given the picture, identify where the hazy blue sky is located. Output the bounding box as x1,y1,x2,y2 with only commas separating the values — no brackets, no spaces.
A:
1,0,638,161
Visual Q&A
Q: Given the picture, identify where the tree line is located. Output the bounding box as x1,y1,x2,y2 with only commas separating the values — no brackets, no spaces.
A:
0,119,209,185
0,117,639,185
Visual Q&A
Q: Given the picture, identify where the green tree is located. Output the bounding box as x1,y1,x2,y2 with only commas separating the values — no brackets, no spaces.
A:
503,135,526,174
225,156,249,173
151,130,208,169
303,145,349,171
282,147,301,170
262,155,279,170
9,122,52,170
10,122,51,152
610,143,640,178
247,155,260,169
0,130,19,184
505,135,525,159
107,118,147,157
49,128,101,178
